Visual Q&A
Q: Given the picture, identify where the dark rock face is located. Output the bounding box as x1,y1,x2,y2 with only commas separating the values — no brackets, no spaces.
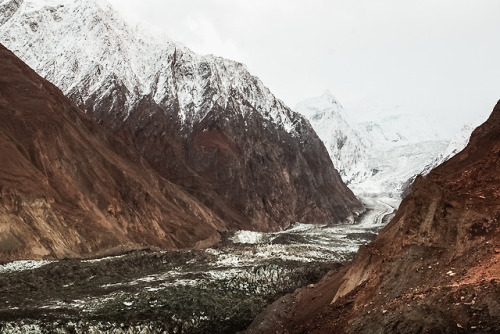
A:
0,43,226,262
68,59,361,233
0,0,362,233
247,101,500,333
88,93,362,232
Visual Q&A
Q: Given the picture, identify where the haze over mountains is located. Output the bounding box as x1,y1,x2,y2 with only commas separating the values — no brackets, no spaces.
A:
295,91,458,199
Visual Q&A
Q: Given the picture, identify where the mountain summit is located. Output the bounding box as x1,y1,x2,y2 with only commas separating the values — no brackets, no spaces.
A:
0,0,362,231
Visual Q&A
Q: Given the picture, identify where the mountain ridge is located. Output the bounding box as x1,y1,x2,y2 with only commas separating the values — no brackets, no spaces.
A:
296,91,449,199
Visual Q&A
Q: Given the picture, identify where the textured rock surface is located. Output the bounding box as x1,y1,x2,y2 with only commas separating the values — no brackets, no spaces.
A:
295,91,370,185
0,0,362,232
0,43,227,262
246,101,500,333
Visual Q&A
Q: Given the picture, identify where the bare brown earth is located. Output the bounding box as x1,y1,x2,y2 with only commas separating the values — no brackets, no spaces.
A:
247,101,500,333
0,43,228,262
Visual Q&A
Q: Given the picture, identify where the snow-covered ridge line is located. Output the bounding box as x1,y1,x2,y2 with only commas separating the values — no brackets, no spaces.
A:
421,124,475,175
0,0,298,133
296,90,371,184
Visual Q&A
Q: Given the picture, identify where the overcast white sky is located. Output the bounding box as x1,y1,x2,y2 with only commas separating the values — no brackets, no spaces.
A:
107,0,500,137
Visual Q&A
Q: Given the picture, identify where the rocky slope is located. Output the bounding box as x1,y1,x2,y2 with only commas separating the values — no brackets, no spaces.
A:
400,124,476,198
0,42,229,262
0,0,362,231
247,100,500,333
296,91,449,198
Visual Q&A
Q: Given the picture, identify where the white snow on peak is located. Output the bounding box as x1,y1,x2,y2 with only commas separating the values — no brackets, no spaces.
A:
296,93,371,184
365,114,442,146
296,92,451,200
0,0,298,133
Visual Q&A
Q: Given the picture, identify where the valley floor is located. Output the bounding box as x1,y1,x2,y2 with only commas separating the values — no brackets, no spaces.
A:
0,196,396,334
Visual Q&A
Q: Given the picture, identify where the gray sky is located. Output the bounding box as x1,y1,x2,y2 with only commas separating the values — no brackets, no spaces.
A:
108,0,500,137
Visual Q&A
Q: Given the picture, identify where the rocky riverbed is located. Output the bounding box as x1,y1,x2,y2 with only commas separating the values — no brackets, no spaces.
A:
0,197,396,334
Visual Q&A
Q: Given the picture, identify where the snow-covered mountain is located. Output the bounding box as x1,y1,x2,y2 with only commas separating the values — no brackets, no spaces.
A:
0,43,229,261
0,0,363,230
296,91,371,184
0,0,294,130
296,92,449,199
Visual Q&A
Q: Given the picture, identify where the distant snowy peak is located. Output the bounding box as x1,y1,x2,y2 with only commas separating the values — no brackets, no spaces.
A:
0,0,297,133
297,91,451,199
296,92,370,184
296,90,343,120
438,124,474,161
356,113,445,150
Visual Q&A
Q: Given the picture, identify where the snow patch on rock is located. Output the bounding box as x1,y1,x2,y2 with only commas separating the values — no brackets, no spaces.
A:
230,231,270,244
0,260,52,273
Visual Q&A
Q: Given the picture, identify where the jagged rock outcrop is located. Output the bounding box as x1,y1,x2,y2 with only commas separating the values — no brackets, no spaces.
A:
0,0,362,231
247,101,500,333
0,43,227,262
